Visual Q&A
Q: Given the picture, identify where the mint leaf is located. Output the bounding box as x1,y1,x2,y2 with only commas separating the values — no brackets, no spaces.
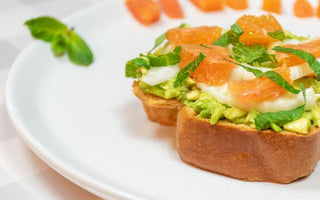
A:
51,34,68,57
225,59,300,94
125,58,150,78
179,23,191,28
174,52,206,87
262,71,300,94
284,30,309,41
213,32,229,47
25,16,94,66
213,24,276,68
147,46,181,66
149,32,166,53
24,16,68,42
254,84,306,131
254,106,304,131
268,30,285,41
224,59,263,77
273,46,320,77
148,52,180,66
231,23,244,36
67,31,93,66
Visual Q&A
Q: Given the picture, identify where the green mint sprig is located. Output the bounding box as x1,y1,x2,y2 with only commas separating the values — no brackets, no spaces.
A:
273,46,320,78
224,59,300,94
268,30,309,42
174,52,206,88
125,47,182,78
268,30,285,41
254,83,306,132
24,16,93,66
214,23,277,68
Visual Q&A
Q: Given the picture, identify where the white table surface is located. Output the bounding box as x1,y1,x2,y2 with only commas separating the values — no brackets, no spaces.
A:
0,0,104,199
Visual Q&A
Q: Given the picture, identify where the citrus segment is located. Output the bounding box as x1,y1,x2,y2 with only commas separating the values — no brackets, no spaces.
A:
261,0,282,14
294,0,314,18
166,26,222,46
236,15,283,46
225,0,248,10
179,45,236,86
159,0,184,19
190,0,224,12
228,66,292,103
125,0,161,26
275,38,320,67
317,1,320,18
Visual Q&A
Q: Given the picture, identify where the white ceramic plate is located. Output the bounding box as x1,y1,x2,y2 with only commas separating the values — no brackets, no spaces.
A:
6,0,320,199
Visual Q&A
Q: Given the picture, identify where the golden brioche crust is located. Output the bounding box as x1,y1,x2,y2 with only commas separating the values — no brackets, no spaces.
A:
176,106,320,183
132,81,320,183
132,81,181,126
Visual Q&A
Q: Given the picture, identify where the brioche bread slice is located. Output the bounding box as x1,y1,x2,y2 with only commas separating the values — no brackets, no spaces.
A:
132,81,320,183
176,106,320,183
132,81,180,126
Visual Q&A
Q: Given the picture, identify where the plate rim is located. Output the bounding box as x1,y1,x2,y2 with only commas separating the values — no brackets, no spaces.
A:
4,1,144,200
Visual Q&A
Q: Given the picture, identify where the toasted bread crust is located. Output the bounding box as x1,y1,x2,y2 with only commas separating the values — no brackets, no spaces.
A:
176,106,320,183
132,81,320,183
132,81,181,126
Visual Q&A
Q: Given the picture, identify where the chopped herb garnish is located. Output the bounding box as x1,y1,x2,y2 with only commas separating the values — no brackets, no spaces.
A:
149,32,167,53
213,23,276,68
200,44,213,49
233,43,277,68
225,59,300,94
179,23,191,28
254,84,306,131
149,23,190,53
268,30,285,41
213,32,229,47
148,51,180,66
273,46,320,77
125,58,150,78
174,52,206,87
230,23,244,36
284,30,309,41
262,70,300,94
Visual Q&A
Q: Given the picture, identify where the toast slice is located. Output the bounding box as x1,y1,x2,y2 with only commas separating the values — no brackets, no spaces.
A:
132,81,180,126
176,106,320,183
132,81,320,183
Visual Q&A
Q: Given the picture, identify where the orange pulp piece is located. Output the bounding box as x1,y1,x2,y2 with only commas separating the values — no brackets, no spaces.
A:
261,0,282,14
317,1,320,18
179,44,236,86
190,0,224,12
236,15,283,46
166,26,222,46
225,0,248,10
294,0,314,18
125,0,161,26
275,38,320,67
159,0,184,18
228,66,292,103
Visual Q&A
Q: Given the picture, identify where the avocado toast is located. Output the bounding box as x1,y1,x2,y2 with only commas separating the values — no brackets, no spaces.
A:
126,15,320,183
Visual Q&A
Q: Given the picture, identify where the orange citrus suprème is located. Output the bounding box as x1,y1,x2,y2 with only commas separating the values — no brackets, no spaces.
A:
173,14,319,104
261,0,282,14
225,0,248,10
294,0,314,18
166,26,222,46
179,45,236,86
275,38,320,67
228,66,292,103
237,15,283,46
125,0,161,26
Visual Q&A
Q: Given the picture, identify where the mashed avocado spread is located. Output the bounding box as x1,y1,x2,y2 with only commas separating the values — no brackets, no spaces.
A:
139,75,320,134
126,20,320,134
